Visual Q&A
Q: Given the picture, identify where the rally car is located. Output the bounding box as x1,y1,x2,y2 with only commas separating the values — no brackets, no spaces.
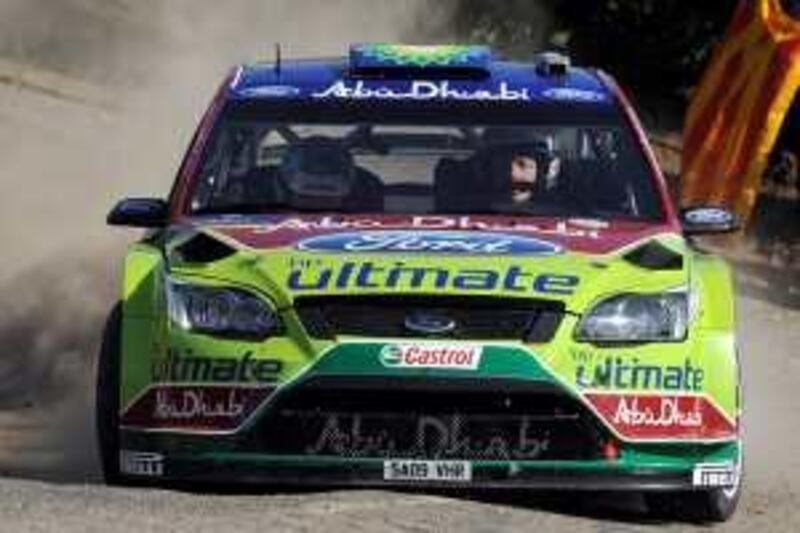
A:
98,44,743,522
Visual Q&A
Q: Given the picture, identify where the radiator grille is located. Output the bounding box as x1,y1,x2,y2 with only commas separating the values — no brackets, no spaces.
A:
245,377,606,461
294,295,564,342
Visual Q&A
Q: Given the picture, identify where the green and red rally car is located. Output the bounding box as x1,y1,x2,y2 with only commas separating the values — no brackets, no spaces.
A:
99,44,743,521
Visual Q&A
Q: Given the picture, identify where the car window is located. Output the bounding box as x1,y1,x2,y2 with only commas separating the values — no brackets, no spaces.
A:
189,110,664,221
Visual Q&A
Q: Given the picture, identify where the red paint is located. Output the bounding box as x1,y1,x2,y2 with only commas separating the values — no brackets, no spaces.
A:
682,49,744,179
728,0,755,36
201,214,675,255
168,69,238,221
121,385,273,433
599,71,680,227
585,393,737,441
602,439,620,461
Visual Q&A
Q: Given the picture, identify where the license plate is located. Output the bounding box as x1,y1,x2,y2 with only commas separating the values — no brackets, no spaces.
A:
383,460,472,482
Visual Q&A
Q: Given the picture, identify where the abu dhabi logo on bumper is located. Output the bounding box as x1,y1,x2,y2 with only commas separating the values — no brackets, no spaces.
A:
585,393,737,440
379,343,482,370
121,385,274,433
296,230,562,256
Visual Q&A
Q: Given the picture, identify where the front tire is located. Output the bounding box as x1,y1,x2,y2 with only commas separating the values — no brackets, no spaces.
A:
645,442,743,523
95,304,123,485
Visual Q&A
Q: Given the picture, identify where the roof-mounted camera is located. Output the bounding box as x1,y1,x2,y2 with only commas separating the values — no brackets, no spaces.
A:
535,51,571,76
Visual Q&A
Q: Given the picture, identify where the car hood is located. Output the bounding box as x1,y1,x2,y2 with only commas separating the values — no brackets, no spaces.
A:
168,214,689,311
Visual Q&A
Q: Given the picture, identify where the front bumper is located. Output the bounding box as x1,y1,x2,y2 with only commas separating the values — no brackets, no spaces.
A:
118,342,740,489
119,375,740,491
118,449,728,491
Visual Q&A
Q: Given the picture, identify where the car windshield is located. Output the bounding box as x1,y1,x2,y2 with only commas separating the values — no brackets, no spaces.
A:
189,105,665,220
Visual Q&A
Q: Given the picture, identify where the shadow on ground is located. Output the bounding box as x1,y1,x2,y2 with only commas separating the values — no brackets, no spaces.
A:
197,485,694,527
732,259,800,311
695,234,800,311
464,489,669,525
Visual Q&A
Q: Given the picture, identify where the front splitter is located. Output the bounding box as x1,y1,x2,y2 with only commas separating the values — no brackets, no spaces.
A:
123,453,698,491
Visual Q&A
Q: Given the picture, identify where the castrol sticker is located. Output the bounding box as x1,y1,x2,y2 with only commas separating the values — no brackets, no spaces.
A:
379,343,482,370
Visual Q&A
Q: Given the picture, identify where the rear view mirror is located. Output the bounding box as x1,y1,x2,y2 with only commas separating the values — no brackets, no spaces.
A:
107,198,169,228
680,205,741,235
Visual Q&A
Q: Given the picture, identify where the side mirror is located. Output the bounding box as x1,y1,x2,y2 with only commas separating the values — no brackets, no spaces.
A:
680,205,741,236
107,198,169,228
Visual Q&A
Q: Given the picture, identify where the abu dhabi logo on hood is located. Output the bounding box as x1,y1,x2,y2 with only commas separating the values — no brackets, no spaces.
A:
295,230,563,256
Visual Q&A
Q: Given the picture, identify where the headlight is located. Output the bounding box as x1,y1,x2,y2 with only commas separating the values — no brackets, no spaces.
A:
167,280,281,339
575,291,688,342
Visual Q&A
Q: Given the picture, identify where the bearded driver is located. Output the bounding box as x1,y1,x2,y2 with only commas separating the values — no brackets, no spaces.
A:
510,152,539,203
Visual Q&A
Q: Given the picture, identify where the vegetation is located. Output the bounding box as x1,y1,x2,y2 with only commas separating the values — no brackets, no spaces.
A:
451,0,738,101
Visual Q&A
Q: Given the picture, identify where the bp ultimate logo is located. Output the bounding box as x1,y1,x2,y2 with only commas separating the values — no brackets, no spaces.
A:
296,230,562,256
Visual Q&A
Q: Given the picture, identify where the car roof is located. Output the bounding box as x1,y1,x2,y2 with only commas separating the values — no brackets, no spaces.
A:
226,45,618,111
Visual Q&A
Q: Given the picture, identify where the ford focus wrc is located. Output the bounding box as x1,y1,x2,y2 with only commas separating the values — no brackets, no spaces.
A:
98,45,743,522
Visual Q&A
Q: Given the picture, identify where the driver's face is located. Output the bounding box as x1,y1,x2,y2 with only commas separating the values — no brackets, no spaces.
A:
511,155,537,203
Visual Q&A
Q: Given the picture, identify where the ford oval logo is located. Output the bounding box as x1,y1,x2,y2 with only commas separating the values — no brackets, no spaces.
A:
404,312,457,335
296,230,562,255
237,85,301,98
685,207,734,225
542,87,606,102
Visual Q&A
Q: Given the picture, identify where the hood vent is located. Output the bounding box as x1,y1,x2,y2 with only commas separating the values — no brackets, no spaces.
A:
173,232,236,264
623,240,683,271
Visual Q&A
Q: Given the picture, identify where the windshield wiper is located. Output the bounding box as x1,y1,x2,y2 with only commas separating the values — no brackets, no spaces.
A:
192,202,297,216
474,201,575,217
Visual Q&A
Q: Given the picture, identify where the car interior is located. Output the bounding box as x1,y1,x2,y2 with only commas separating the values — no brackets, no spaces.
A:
191,122,660,220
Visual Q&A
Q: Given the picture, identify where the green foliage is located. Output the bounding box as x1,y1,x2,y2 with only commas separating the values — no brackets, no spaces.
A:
451,0,739,100
449,0,559,58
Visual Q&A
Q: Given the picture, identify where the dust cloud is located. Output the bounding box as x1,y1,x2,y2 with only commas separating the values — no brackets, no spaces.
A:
0,0,454,481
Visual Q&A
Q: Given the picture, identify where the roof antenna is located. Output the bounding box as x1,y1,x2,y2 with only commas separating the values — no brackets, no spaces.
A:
274,43,282,79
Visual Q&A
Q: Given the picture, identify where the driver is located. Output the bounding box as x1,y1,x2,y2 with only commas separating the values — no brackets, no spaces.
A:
481,127,560,206
277,136,356,209
276,135,384,211
510,151,540,204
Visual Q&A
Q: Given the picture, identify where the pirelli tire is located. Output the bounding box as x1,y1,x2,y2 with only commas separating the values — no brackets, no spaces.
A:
645,441,743,523
95,304,124,485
